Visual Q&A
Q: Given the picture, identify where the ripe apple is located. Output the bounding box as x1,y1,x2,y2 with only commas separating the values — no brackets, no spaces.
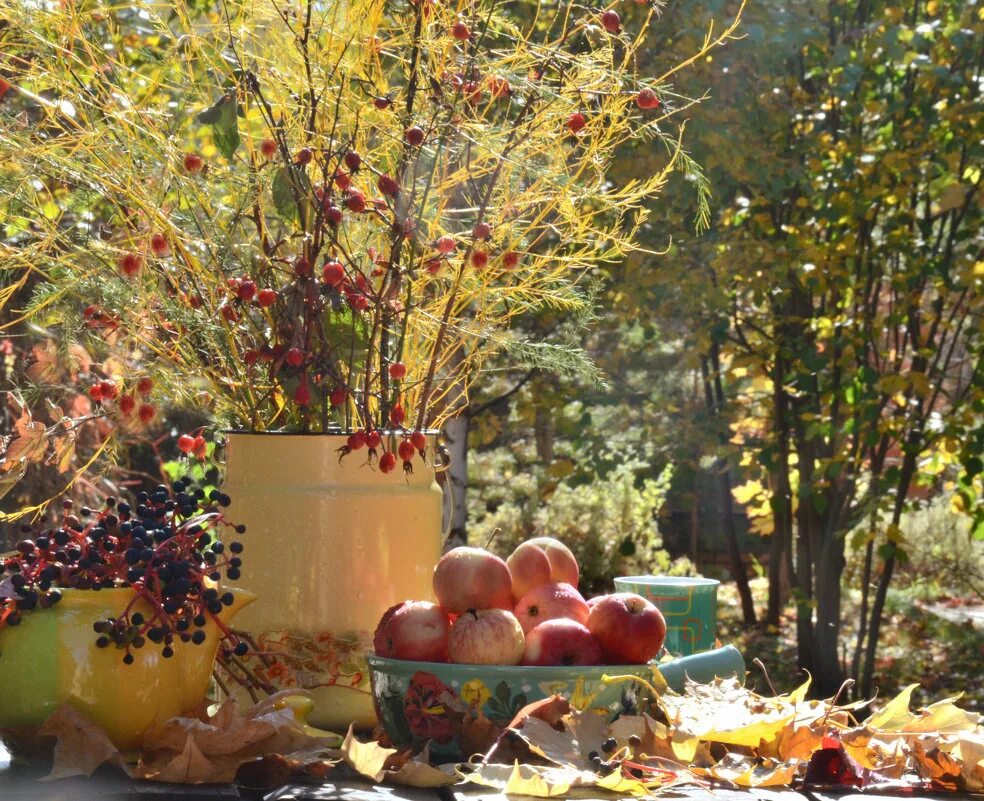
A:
507,537,579,601
514,582,589,634
433,547,513,614
587,592,666,664
447,609,525,665
373,601,450,662
523,619,603,666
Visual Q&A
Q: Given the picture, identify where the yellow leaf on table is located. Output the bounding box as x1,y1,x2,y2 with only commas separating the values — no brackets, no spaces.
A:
700,753,799,787
901,696,980,734
341,724,398,783
866,684,919,730
504,762,573,797
662,676,806,760
385,758,458,788
596,768,652,796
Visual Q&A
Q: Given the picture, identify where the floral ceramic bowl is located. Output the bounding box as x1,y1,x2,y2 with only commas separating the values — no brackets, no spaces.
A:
367,645,744,761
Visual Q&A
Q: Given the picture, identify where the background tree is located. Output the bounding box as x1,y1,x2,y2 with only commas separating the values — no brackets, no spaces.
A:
649,0,983,696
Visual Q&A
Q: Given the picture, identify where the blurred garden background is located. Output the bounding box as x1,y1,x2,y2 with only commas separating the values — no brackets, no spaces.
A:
2,0,983,713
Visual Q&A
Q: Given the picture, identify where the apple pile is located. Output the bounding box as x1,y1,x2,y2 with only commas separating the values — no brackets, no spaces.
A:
373,537,666,666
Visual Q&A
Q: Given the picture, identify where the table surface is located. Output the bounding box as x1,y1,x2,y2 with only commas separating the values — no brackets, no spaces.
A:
1,744,974,801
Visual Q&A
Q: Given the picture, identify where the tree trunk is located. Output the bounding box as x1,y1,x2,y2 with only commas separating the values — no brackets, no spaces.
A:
766,507,789,627
703,349,756,625
441,412,469,549
719,465,757,624
850,537,874,690
690,480,700,566
860,446,918,697
813,530,847,696
767,355,794,628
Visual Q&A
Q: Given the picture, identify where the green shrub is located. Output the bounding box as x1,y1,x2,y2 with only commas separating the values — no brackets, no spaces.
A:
472,460,694,595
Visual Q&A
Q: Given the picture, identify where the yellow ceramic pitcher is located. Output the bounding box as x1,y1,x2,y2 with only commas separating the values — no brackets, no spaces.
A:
0,586,254,749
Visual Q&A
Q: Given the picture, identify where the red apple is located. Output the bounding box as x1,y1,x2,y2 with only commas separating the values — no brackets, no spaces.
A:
587,592,666,664
373,601,450,662
432,546,513,614
447,609,525,665
507,537,579,601
523,619,603,666
514,582,589,634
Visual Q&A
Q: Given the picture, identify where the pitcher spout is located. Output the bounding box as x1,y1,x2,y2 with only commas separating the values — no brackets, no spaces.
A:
216,586,257,625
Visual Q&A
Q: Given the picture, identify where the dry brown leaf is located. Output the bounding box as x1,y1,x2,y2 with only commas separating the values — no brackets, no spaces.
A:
952,731,984,792
839,726,907,777
565,709,608,762
458,707,502,759
512,716,583,767
507,694,570,731
141,734,235,783
769,724,824,761
608,713,677,761
911,735,962,789
38,704,126,781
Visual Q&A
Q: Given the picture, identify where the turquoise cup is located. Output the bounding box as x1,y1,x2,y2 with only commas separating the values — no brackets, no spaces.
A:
614,576,720,656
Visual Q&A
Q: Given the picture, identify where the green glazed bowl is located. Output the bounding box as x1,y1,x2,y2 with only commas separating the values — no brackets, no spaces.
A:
368,645,745,761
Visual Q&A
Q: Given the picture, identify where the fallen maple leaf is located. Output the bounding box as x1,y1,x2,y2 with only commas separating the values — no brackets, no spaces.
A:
135,691,340,784
911,735,962,790
952,731,984,792
660,676,810,761
461,760,594,798
38,704,125,781
699,752,799,787
339,727,456,787
143,735,224,783
341,724,397,782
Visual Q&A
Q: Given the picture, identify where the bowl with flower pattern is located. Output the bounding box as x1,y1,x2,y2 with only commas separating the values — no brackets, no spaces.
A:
367,645,744,761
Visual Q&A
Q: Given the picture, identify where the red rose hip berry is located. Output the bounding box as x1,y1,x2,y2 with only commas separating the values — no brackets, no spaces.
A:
636,88,660,110
379,451,398,473
183,153,204,173
388,362,407,380
322,260,345,287
404,126,425,147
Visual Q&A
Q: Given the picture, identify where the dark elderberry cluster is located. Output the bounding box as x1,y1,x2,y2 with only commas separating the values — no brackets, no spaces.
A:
586,735,649,780
0,478,248,664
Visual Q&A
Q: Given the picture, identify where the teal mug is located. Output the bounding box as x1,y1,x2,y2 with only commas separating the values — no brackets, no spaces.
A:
614,575,720,656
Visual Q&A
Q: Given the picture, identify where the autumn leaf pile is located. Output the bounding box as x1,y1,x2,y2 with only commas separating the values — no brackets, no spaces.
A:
21,678,984,794
467,677,984,797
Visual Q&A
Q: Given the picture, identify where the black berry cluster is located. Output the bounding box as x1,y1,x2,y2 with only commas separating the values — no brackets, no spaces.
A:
0,479,247,664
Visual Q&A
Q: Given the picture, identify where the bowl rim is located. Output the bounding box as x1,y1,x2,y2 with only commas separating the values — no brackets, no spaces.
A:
614,575,720,588
366,653,662,674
